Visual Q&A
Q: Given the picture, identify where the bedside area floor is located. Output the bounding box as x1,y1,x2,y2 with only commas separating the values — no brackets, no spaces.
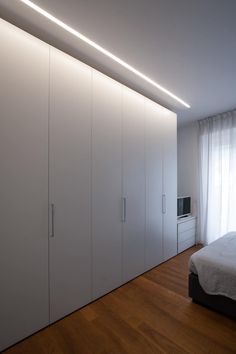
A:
4,246,236,354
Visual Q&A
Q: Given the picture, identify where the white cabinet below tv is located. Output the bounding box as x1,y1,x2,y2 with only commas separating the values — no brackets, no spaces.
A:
177,216,197,253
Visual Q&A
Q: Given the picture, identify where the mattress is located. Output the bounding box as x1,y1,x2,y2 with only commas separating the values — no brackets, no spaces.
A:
189,232,236,300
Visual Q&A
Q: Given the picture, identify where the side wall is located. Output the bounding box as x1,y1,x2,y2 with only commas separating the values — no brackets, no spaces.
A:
177,122,199,230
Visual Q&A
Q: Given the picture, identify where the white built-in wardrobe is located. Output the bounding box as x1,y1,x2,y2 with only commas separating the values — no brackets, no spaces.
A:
0,19,177,351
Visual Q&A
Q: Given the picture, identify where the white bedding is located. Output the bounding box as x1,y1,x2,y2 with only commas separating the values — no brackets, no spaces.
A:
189,232,236,300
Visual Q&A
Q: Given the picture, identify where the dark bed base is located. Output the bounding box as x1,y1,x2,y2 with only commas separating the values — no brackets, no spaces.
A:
189,273,236,319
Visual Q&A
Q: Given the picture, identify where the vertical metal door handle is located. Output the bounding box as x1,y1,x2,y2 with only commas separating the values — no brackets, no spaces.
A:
122,197,126,222
162,194,166,214
51,203,55,237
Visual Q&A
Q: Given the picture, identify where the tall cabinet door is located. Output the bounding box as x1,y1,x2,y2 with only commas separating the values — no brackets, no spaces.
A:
49,48,92,322
123,88,146,282
145,101,163,270
163,112,177,260
0,20,49,351
92,71,123,299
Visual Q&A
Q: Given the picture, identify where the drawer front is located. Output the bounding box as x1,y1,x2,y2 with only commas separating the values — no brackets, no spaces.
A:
178,218,196,233
178,236,195,253
178,227,196,244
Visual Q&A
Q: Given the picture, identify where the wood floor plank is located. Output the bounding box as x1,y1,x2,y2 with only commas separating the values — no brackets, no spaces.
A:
3,246,236,354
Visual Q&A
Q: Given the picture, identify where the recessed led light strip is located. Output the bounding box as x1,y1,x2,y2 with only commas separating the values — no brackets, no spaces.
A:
20,0,190,108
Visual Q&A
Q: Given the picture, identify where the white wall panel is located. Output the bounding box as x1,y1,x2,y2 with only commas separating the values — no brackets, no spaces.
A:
92,71,123,299
145,100,163,270
49,48,92,322
163,112,177,260
0,19,49,351
123,88,146,282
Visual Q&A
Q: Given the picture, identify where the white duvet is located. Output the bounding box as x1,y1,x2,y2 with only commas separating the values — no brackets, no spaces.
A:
189,232,236,300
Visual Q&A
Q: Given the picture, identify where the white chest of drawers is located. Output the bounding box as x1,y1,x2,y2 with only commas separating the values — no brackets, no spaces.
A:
177,216,197,253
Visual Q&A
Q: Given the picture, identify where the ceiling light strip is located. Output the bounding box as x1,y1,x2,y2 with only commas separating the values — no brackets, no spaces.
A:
19,0,190,108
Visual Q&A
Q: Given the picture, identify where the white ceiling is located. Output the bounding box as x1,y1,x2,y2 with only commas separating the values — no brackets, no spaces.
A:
1,0,236,125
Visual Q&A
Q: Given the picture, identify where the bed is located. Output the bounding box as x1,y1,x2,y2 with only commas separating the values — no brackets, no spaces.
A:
188,232,236,319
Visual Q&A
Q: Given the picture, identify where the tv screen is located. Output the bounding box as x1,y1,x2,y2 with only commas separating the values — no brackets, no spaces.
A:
177,197,191,217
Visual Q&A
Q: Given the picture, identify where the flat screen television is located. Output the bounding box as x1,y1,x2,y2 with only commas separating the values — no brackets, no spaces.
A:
177,196,191,218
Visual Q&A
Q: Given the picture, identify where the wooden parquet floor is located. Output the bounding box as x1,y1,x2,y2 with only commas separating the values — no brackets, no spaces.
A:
4,246,236,354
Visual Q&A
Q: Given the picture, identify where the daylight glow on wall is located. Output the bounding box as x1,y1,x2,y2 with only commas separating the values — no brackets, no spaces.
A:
20,0,191,108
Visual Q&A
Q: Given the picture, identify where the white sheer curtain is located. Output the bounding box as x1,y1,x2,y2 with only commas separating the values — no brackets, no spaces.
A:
199,110,236,245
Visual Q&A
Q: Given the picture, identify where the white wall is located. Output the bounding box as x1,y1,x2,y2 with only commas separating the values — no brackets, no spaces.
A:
177,121,198,217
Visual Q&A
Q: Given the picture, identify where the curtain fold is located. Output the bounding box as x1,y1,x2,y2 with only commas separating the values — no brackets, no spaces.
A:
199,109,236,244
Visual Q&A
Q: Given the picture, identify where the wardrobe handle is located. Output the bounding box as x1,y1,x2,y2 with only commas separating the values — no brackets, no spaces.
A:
122,197,126,222
162,194,166,214
50,203,55,237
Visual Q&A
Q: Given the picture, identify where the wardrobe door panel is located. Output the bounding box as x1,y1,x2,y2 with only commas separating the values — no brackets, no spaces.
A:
0,20,49,351
49,48,92,322
123,89,145,282
145,101,163,270
92,71,122,299
163,112,177,260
